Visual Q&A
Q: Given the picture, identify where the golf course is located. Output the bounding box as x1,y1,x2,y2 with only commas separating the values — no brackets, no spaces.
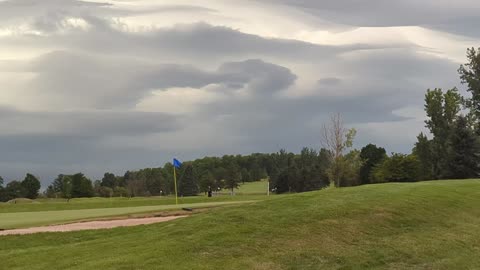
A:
1,180,480,269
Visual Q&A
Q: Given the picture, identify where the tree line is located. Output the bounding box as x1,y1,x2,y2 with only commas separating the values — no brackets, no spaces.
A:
1,47,479,201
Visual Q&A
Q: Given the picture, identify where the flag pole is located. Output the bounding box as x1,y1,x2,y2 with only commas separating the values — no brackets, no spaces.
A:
173,166,178,205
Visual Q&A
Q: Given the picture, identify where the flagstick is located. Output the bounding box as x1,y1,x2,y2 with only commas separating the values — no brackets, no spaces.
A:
173,166,178,205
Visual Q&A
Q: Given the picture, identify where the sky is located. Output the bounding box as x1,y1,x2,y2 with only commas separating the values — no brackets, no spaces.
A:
1,0,479,186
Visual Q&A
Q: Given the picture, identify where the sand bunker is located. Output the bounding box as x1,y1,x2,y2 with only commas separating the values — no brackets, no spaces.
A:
0,215,187,236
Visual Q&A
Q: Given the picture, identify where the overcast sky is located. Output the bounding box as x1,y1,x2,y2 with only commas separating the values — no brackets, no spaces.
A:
1,0,479,185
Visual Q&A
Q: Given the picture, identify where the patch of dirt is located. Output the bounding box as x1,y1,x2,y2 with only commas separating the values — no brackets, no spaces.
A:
0,215,187,236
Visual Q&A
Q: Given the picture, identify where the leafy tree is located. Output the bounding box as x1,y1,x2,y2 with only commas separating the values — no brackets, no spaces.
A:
101,173,116,188
371,154,421,183
339,150,362,187
71,173,94,198
224,163,241,195
459,47,480,131
199,170,216,194
447,115,480,178
423,88,462,179
179,164,198,196
21,173,41,199
0,176,5,202
412,132,434,180
62,175,73,200
359,144,387,184
4,180,24,201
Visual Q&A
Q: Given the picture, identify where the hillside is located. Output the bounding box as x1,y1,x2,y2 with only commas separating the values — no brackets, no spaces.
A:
1,180,480,269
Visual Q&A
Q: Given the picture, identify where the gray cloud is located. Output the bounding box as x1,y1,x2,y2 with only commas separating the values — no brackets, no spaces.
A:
270,0,480,38
23,51,296,108
0,106,180,136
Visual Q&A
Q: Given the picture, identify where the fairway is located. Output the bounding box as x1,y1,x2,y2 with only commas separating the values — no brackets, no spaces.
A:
2,180,480,269
0,201,256,229
0,194,267,213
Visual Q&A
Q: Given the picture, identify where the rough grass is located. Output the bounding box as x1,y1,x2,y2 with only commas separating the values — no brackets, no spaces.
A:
2,180,480,269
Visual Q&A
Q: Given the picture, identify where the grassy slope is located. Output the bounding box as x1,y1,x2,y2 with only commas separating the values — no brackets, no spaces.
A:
2,180,480,269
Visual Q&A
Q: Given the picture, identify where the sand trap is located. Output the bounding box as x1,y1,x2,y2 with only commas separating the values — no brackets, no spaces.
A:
0,216,187,236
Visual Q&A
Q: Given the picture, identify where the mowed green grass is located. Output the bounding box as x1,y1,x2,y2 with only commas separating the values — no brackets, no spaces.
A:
0,201,256,229
0,194,267,213
2,180,480,269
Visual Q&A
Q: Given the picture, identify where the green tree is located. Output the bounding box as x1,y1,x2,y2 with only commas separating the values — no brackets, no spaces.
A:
179,164,198,196
371,154,421,183
0,176,5,202
21,173,41,199
459,47,480,131
71,173,94,198
447,115,480,178
340,150,363,187
412,132,434,180
424,88,462,179
4,180,24,201
199,170,216,194
101,173,116,188
359,144,387,185
225,163,241,195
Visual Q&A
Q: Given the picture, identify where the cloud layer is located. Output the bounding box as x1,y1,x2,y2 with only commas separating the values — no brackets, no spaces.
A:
0,0,478,185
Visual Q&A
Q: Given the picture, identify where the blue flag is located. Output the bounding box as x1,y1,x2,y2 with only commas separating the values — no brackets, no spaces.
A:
173,158,182,168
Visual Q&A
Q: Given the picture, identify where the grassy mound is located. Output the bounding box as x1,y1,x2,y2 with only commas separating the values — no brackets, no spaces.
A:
1,180,480,269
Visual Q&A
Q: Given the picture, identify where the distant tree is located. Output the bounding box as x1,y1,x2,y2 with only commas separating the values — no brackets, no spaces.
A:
447,115,480,179
98,186,114,197
101,173,116,188
4,180,24,201
71,173,94,198
458,47,480,131
359,144,387,185
412,133,434,180
0,176,5,202
44,185,56,198
321,113,356,187
199,170,216,194
371,154,421,183
62,176,73,200
21,173,41,199
225,163,241,195
240,168,250,184
113,186,128,197
179,164,198,196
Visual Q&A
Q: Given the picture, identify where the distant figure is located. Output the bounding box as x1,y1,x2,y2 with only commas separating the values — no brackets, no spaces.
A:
208,186,212,197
